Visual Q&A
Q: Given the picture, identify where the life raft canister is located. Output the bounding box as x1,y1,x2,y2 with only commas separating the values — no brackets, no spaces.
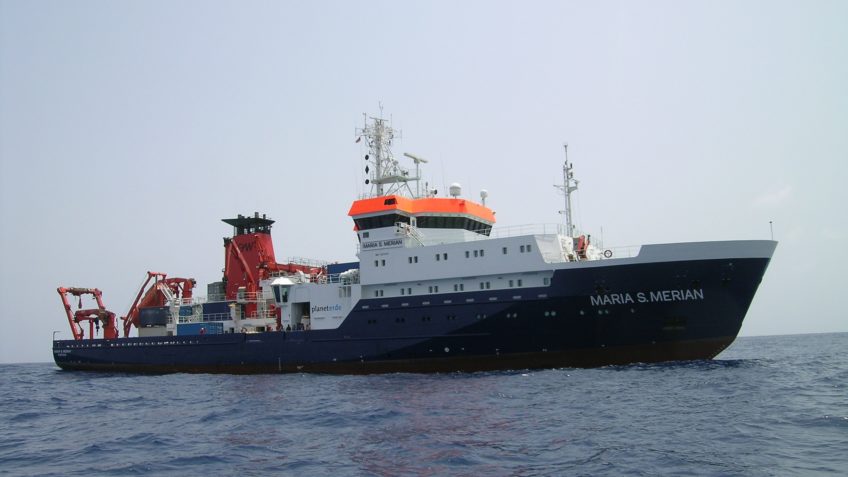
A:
576,235,587,252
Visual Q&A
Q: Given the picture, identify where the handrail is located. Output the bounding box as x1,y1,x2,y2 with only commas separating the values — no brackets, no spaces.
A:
483,223,567,239
283,256,331,268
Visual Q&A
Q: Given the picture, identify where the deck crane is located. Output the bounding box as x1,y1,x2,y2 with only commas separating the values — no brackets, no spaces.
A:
56,287,119,340
121,271,195,337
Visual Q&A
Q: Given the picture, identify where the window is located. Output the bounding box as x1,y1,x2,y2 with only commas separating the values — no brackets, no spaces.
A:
527,244,532,252
502,247,508,254
485,281,491,289
480,249,485,257
434,285,439,293
381,259,386,266
517,279,523,287
474,250,479,257
374,260,379,267
415,216,492,235
414,256,418,263
508,280,514,287
408,257,413,264
459,284,464,291
436,254,440,261
354,213,410,230
401,288,405,295
480,282,485,290
443,253,448,260
465,251,470,258
520,245,525,253
543,277,550,286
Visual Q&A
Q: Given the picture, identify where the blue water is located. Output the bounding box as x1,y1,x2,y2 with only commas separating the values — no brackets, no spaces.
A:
1,334,846,476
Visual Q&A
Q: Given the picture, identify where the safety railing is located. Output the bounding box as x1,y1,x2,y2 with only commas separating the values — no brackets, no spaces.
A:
176,312,231,324
283,256,331,268
243,309,277,320
483,223,567,240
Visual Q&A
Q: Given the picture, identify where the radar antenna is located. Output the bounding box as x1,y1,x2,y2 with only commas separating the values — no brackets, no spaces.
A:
403,152,428,198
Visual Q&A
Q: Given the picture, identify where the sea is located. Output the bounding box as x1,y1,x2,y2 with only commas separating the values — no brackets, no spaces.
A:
1,333,846,476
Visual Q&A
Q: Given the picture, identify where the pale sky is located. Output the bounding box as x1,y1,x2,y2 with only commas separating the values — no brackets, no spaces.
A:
1,0,845,363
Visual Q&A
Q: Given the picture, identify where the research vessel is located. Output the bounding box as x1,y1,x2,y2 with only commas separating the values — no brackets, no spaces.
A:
52,114,776,373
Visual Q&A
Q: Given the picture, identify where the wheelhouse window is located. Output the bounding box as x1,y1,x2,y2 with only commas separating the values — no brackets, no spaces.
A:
354,213,411,231
415,215,492,235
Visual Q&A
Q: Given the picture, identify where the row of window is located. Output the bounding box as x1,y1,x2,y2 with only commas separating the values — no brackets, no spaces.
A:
363,310,560,326
354,214,493,235
372,276,551,298
60,340,203,349
387,244,537,269
356,214,410,230
366,315,465,325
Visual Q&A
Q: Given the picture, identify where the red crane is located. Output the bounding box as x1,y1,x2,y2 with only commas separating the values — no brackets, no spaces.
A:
121,271,195,337
57,287,119,340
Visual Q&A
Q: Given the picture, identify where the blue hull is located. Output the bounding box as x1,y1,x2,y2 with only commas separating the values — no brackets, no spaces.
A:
53,256,770,373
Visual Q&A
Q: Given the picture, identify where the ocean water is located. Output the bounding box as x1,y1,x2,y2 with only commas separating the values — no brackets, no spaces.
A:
1,334,846,476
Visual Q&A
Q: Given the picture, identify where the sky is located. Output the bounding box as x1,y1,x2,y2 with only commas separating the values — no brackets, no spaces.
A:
0,0,845,363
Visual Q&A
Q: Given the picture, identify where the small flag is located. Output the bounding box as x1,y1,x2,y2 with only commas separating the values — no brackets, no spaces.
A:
355,136,361,143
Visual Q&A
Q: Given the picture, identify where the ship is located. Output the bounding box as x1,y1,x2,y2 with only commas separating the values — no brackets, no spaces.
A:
52,113,776,373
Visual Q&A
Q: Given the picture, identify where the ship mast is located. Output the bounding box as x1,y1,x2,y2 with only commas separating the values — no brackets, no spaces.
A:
555,144,579,237
356,107,420,198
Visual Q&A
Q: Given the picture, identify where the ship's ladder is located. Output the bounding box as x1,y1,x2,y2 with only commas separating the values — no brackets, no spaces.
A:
396,222,425,246
157,282,176,304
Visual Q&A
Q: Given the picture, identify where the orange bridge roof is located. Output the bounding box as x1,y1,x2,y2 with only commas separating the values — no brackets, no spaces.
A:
348,195,496,224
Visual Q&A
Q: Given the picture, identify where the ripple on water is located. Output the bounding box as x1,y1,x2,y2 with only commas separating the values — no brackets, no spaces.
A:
1,334,847,476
